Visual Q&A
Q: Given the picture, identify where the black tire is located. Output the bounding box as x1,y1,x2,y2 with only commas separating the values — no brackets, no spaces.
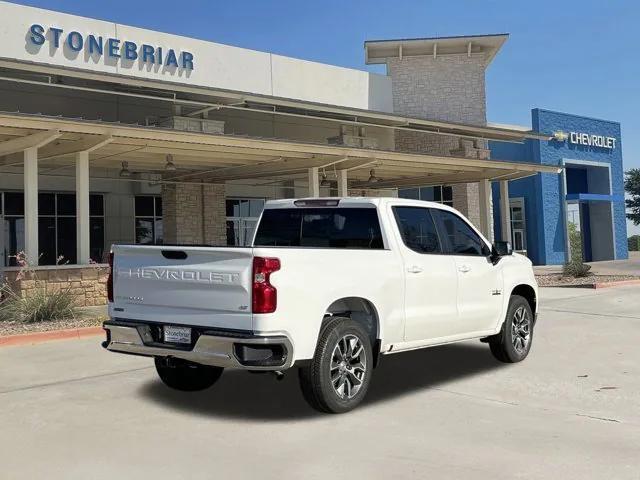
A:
299,317,374,414
489,295,534,363
154,357,223,391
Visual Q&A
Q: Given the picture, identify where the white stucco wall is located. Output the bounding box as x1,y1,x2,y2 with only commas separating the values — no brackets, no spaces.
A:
0,1,393,112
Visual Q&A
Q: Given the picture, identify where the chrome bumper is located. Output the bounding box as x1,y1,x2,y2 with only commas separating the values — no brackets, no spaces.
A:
102,321,294,371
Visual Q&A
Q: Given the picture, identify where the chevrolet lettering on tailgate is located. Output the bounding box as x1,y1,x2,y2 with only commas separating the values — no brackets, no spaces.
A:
117,268,240,285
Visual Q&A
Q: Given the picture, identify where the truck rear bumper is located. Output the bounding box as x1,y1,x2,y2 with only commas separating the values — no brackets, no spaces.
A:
102,320,294,371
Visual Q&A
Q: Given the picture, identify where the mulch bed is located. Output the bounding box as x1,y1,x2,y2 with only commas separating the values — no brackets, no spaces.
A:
0,315,105,337
536,274,640,287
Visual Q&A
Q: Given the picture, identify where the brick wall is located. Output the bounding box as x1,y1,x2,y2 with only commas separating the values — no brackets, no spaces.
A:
387,53,491,226
4,265,109,307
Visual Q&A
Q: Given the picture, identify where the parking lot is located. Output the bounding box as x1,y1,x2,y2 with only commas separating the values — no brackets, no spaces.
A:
1,286,639,479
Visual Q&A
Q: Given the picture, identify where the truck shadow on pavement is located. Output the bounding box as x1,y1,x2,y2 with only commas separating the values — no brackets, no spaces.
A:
139,342,506,421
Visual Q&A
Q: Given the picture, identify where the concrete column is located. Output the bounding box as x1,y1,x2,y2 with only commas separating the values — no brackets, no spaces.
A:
337,169,349,197
499,180,512,244
23,147,39,265
478,179,493,242
308,167,320,197
76,151,90,264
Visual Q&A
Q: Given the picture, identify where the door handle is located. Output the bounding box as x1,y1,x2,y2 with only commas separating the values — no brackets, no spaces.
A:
458,265,471,273
407,266,423,274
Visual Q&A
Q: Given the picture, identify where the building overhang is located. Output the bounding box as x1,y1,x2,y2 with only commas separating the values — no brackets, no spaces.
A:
0,112,561,189
0,60,550,143
365,33,509,65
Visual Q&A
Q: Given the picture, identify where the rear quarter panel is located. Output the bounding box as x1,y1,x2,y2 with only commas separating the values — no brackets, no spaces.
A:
252,247,405,360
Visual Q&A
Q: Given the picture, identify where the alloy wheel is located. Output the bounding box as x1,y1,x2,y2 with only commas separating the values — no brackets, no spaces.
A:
511,306,531,354
330,334,367,399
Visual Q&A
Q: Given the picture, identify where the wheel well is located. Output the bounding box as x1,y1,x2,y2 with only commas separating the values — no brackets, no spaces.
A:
511,284,537,317
323,297,381,365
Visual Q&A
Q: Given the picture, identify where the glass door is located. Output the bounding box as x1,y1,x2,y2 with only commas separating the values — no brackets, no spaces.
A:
509,198,527,253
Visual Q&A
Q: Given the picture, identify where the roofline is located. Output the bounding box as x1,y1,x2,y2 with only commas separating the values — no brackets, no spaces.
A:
364,33,510,45
533,108,621,127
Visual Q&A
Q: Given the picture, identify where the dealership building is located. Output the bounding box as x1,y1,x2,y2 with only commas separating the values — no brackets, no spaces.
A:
0,1,628,304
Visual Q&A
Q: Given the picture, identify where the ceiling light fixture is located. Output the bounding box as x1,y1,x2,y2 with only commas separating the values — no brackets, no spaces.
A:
320,172,331,187
119,161,131,178
164,154,176,171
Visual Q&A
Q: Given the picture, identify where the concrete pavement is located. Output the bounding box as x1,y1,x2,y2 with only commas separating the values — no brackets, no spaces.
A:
1,286,639,479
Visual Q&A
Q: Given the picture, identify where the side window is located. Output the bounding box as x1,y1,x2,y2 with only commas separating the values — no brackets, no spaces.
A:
392,206,441,254
433,209,487,256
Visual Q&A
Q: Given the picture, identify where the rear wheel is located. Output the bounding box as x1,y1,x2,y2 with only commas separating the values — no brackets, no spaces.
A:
299,317,373,413
489,295,534,363
154,357,223,391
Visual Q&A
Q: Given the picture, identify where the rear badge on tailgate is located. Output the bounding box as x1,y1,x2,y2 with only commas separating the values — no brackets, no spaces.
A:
116,295,144,304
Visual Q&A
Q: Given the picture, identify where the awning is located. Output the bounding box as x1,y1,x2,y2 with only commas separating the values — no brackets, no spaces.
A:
0,112,561,189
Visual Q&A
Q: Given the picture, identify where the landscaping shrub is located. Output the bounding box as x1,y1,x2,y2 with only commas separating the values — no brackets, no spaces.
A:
629,235,640,252
0,285,79,323
562,261,592,278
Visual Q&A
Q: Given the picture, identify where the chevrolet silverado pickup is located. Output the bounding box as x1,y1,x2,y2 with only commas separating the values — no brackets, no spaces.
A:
103,197,538,413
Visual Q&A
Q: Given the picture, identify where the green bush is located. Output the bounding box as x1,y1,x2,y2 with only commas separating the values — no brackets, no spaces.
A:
629,235,640,252
0,285,79,323
562,261,592,278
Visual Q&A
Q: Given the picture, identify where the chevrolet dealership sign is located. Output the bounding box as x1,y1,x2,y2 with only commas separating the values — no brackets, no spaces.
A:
553,130,616,149
569,131,616,149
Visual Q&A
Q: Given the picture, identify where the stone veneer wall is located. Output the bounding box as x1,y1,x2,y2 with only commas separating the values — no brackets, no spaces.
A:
3,265,109,307
386,53,491,228
162,182,226,245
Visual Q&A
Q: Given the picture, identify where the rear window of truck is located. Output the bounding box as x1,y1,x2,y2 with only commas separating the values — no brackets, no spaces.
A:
254,208,384,249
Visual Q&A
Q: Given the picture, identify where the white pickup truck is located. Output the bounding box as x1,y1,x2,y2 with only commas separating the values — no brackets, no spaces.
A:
103,197,538,413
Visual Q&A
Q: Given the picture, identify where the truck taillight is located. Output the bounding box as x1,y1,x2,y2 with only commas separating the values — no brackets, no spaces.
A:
107,252,114,303
252,256,280,314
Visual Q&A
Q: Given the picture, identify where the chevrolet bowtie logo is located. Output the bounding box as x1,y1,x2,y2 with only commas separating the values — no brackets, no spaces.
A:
552,130,568,142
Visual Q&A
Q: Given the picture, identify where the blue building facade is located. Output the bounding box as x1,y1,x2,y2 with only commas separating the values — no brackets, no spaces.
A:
491,109,627,265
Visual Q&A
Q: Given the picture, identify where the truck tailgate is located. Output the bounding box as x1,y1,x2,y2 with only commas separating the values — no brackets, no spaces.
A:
111,245,253,330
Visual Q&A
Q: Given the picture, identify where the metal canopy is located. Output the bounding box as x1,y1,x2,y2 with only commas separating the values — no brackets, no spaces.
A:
0,112,561,189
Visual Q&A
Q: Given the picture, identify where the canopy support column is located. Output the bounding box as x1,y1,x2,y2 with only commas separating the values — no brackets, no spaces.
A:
76,151,90,264
24,147,39,265
337,170,348,197
478,179,493,242
500,180,512,244
308,167,320,197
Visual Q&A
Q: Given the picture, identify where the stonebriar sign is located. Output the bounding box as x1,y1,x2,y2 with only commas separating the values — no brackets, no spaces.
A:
28,24,194,70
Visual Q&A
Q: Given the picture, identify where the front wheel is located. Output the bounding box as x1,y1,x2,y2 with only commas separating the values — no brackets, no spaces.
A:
299,317,373,413
155,357,223,391
489,295,534,363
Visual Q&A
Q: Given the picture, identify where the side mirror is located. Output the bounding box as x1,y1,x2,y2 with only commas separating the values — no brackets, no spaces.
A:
491,241,513,264
493,241,513,256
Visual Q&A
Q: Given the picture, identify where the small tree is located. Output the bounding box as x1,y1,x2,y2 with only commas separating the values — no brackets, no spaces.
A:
625,169,640,225
563,221,591,278
567,221,583,263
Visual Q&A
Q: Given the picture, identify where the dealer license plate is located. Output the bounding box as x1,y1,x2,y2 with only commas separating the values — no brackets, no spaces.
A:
163,325,192,344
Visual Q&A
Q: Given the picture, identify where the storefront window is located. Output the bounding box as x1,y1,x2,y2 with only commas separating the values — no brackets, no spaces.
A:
1,192,105,266
135,196,163,245
226,198,265,246
398,186,453,206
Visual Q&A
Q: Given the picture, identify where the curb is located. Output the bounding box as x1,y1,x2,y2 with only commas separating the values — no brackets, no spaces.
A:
592,279,640,289
0,326,103,347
